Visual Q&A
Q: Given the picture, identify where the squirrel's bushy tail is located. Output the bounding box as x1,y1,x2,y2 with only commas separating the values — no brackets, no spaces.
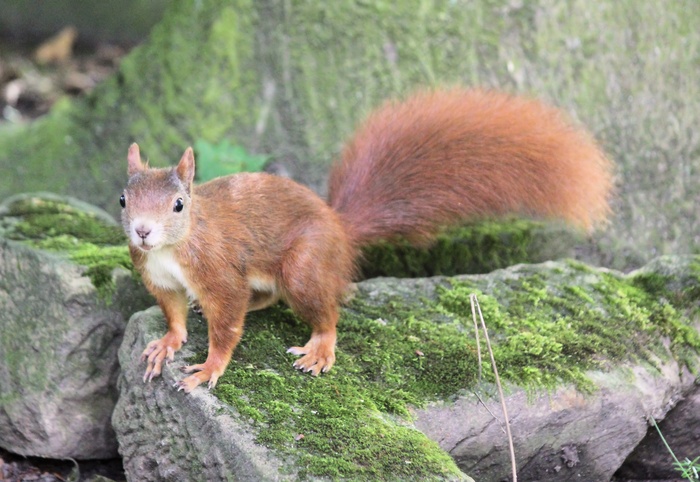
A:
328,88,613,247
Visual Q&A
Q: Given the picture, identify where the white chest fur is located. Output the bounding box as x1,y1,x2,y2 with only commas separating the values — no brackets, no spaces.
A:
144,247,197,300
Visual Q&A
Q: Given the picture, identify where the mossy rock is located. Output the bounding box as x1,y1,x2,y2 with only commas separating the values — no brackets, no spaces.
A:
113,255,700,480
0,193,152,459
115,307,473,481
0,192,136,300
360,218,581,278
616,383,700,480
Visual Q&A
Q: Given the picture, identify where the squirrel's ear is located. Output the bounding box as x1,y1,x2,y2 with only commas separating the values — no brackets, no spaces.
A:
127,143,146,176
176,147,195,190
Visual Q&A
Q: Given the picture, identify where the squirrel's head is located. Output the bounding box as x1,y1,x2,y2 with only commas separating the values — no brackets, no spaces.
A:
120,143,195,252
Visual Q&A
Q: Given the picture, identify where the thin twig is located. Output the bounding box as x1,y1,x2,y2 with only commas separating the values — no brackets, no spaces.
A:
470,293,483,381
473,390,507,434
471,293,517,482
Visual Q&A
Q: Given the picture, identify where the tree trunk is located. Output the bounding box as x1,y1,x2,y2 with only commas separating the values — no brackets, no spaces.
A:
0,0,698,270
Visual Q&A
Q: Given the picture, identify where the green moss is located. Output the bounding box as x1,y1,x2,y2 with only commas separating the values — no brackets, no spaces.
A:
207,258,700,478
360,218,579,278
7,205,124,246
68,243,134,299
206,304,467,480
1,195,133,300
630,261,700,311
437,264,700,392
118,0,259,159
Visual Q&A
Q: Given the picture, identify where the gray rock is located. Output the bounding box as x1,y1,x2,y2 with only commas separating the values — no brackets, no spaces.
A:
0,193,151,459
113,256,699,481
407,257,700,481
112,308,295,481
414,358,696,481
0,240,116,458
616,382,700,480
113,307,473,481
613,256,700,479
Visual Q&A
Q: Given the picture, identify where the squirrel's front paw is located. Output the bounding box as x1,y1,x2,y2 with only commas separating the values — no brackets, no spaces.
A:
141,331,186,382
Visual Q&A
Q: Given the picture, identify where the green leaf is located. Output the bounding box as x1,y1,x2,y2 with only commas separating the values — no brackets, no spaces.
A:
194,139,269,182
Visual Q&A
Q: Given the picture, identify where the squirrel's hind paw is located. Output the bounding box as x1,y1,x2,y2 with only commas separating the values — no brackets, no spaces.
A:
288,338,336,376
176,363,222,392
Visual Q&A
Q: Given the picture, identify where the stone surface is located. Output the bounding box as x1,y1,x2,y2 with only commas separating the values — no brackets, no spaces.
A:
0,240,117,458
112,308,298,481
616,382,700,480
113,306,473,481
0,194,152,459
113,256,699,481
363,256,700,481
414,359,696,482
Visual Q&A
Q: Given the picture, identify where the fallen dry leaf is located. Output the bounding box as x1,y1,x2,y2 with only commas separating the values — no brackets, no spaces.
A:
35,26,78,64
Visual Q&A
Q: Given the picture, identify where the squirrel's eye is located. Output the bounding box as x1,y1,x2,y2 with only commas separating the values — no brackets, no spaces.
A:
119,194,126,208
174,198,184,212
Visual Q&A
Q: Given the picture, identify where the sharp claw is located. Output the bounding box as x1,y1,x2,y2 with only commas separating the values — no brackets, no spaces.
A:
140,344,156,362
173,381,180,388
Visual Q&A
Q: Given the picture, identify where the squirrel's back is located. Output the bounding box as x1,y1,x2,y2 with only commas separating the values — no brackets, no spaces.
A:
328,88,613,247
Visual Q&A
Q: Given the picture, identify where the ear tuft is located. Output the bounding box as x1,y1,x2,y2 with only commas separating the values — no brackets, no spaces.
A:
176,147,196,190
127,143,146,176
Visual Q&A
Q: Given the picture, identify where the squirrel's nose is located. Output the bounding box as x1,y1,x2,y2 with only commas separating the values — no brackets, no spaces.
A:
135,227,151,239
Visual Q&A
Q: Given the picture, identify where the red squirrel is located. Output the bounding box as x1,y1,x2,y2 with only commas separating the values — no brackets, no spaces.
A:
120,88,612,393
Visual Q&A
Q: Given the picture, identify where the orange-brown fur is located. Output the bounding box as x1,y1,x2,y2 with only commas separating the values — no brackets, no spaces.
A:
121,88,612,392
330,89,611,246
